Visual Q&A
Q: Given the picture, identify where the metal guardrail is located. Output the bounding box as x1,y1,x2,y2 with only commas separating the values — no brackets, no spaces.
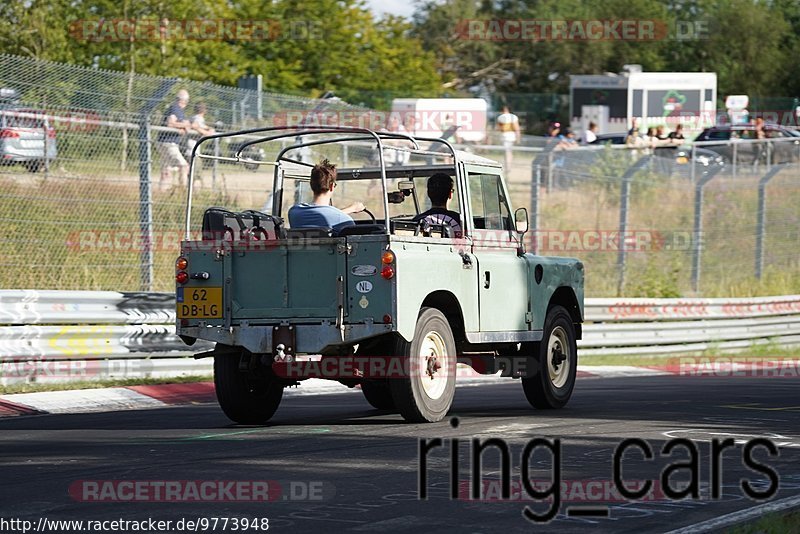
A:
0,291,798,383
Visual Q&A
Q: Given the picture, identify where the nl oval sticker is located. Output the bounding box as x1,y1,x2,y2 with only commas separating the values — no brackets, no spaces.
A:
355,281,373,294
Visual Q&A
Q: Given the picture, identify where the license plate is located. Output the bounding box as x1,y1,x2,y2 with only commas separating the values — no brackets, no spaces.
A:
19,140,43,148
177,287,223,318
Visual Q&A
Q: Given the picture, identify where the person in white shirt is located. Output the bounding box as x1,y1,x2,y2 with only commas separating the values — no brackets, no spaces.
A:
581,121,598,145
496,106,520,169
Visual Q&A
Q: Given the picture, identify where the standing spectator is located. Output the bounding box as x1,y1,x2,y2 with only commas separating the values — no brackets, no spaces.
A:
190,102,215,137
643,127,656,145
753,117,769,167
185,102,216,188
556,129,578,150
496,106,520,169
581,122,598,145
185,102,215,157
158,89,192,190
668,124,685,144
625,117,642,147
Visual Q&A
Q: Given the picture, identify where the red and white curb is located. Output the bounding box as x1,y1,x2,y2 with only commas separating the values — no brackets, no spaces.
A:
0,365,668,418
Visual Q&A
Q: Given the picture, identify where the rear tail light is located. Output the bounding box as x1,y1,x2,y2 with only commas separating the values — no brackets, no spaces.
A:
381,249,395,279
0,129,19,139
176,271,189,284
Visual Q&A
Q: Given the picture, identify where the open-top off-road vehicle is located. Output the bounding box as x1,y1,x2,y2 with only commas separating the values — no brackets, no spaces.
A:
177,126,584,423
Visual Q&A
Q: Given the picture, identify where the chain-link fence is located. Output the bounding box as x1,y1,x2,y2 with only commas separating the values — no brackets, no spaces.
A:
0,54,372,293
480,137,800,297
1,54,798,297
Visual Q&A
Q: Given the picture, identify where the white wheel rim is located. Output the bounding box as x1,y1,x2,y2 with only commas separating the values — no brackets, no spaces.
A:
419,330,449,400
547,326,571,389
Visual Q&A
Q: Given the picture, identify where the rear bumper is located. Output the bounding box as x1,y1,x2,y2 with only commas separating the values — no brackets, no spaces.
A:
180,322,394,355
1,146,57,162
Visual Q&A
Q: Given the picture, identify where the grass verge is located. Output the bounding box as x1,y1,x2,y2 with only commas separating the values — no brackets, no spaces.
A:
579,344,800,367
729,509,800,533
0,375,213,395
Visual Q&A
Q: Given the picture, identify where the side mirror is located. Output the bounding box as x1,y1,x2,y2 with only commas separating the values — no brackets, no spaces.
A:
387,191,405,204
514,207,529,235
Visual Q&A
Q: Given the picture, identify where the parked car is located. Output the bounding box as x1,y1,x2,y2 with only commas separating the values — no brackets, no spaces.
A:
0,88,57,172
591,133,627,145
694,124,800,164
590,132,724,174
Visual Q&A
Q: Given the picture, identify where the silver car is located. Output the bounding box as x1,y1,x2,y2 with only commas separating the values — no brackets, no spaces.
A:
0,107,57,172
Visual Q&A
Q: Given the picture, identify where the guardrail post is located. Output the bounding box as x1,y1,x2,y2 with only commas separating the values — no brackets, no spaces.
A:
755,164,788,279
690,166,723,294
616,156,651,296
138,118,154,292
530,163,541,255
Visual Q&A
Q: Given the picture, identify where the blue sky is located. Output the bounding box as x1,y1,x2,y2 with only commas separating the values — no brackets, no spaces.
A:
366,0,416,19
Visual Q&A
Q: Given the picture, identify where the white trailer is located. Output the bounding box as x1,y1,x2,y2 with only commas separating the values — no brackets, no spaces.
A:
569,72,717,135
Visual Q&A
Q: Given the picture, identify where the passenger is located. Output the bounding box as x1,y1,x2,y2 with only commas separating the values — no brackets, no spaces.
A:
288,159,365,233
413,173,463,238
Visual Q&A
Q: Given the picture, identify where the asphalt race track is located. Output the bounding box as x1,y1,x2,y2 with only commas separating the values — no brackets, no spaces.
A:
1,375,798,533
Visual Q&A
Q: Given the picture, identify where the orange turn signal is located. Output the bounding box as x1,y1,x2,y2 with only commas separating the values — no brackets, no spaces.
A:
382,250,395,264
176,257,188,270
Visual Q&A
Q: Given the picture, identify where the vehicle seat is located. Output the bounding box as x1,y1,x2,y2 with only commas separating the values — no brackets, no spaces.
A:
337,224,386,236
285,227,334,239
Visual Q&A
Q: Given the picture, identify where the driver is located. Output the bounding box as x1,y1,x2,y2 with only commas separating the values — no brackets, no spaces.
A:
288,158,365,232
413,173,463,238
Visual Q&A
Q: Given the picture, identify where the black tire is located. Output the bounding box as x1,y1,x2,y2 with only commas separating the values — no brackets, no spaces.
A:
389,307,457,423
361,380,396,410
521,305,577,409
214,352,283,424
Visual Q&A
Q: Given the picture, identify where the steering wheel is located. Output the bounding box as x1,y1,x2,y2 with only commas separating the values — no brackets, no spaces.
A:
358,207,376,224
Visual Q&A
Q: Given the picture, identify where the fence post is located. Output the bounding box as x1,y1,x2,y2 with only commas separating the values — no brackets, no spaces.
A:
732,142,737,178
690,144,696,186
212,137,219,190
690,166,723,294
616,156,651,296
42,121,50,178
755,164,788,279
531,163,541,255
546,150,554,193
138,118,154,292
